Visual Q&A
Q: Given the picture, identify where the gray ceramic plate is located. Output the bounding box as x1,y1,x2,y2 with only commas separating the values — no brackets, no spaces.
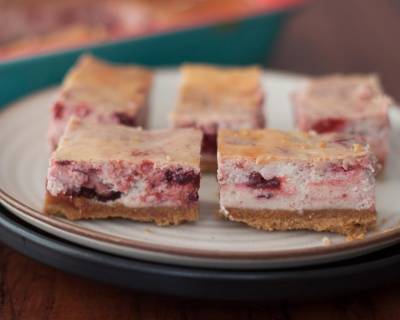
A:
1,70,400,269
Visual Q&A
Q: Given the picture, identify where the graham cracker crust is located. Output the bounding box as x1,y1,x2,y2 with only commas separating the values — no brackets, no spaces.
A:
44,192,198,226
200,154,217,173
223,207,376,238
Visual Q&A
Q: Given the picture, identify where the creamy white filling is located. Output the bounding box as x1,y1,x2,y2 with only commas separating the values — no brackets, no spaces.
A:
112,178,180,208
219,161,375,212
47,175,69,195
47,162,198,208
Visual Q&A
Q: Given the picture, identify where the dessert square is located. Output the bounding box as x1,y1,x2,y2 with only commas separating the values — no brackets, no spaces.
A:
170,64,265,171
292,74,392,167
217,129,377,238
44,117,202,225
48,55,153,150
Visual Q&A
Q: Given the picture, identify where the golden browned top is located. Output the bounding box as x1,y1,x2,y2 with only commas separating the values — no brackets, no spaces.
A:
172,64,263,120
180,64,262,94
295,74,392,118
61,55,153,115
218,129,371,164
55,117,202,168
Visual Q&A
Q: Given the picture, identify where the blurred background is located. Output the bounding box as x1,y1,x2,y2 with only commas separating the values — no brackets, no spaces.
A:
0,0,398,101
268,0,400,101
0,0,300,62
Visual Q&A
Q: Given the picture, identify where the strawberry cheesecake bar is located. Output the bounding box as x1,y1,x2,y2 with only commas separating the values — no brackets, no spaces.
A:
292,74,392,167
217,129,377,237
170,64,265,171
48,55,153,150
44,117,202,225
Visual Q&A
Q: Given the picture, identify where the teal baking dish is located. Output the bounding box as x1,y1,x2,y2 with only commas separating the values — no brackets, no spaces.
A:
0,5,300,107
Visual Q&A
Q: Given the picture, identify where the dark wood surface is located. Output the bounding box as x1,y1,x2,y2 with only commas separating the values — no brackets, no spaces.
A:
1,0,400,318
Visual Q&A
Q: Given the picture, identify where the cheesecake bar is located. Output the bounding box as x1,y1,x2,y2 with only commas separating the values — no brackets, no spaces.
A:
48,55,153,150
217,129,377,237
170,64,265,171
45,117,202,225
292,74,392,167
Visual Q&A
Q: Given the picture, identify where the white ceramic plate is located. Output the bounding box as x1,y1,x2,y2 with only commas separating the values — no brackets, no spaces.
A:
1,70,400,269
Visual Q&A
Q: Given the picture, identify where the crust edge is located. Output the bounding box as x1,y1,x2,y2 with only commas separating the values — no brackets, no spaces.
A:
44,192,198,226
222,207,376,239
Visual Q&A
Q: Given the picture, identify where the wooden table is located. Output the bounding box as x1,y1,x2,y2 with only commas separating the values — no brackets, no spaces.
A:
1,0,400,318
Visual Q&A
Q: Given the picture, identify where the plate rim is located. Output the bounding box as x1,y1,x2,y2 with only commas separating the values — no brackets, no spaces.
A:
2,181,400,261
2,208,400,301
1,70,400,263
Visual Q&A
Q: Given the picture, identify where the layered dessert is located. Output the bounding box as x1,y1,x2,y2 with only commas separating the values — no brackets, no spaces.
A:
217,129,377,237
48,55,153,150
292,74,392,167
170,64,265,171
44,117,202,225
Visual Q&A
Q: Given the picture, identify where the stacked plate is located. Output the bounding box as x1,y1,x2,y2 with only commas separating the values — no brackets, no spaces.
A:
1,70,400,300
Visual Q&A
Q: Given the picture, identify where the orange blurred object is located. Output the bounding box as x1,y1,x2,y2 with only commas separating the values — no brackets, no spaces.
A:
0,0,303,60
